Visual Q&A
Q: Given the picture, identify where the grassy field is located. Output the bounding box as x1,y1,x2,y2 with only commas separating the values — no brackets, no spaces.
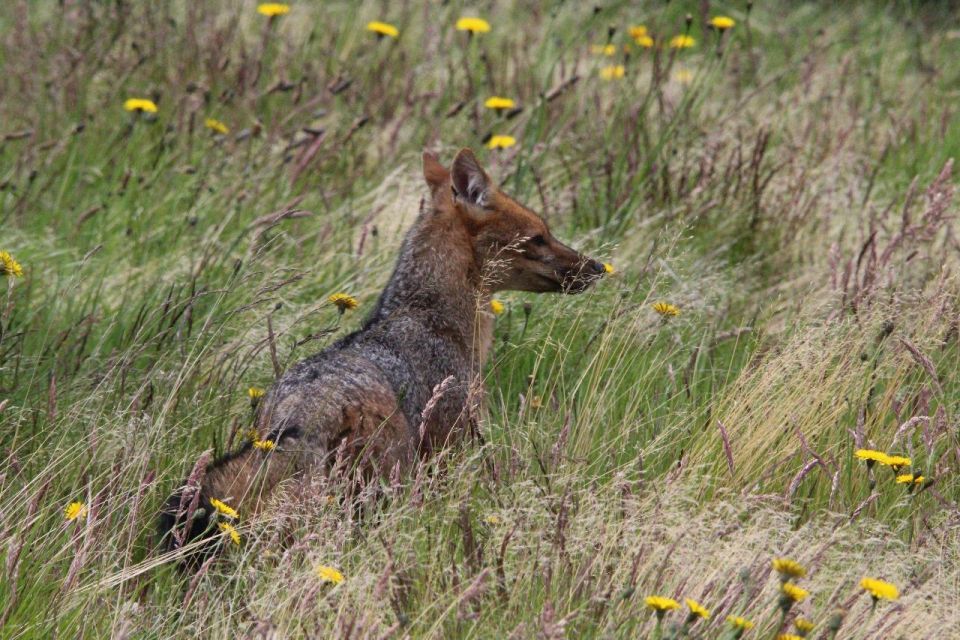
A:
2,1,960,637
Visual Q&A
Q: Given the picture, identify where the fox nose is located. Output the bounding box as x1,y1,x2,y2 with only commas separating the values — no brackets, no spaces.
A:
587,259,606,275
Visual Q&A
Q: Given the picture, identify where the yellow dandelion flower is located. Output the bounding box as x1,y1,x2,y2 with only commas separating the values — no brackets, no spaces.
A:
484,514,501,525
244,428,260,442
456,17,490,34
896,473,925,484
772,558,807,578
794,617,816,633
709,16,736,30
210,498,239,519
316,564,345,584
685,598,710,619
490,299,505,315
367,21,399,38
0,251,23,277
123,98,158,113
257,3,290,17
487,135,517,149
64,501,87,521
599,65,625,80
635,34,655,48
253,439,276,451
603,263,615,274
782,582,810,602
218,522,241,545
248,386,266,400
329,292,359,312
777,635,803,640
644,595,681,611
628,25,648,39
590,44,617,56
727,615,754,630
204,118,229,135
674,67,694,84
860,577,898,601
652,302,680,317
886,455,911,468
669,34,696,49
854,448,891,465
484,96,516,110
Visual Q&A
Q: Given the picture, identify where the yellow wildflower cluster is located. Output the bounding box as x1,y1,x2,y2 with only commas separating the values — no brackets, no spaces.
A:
484,96,516,110
123,98,157,113
643,595,710,626
629,25,654,48
854,449,911,468
653,301,680,317
487,135,516,149
253,439,276,451
709,16,736,30
218,522,241,545
316,564,345,584
773,557,807,579
257,3,290,17
456,17,490,34
64,501,87,521
204,118,229,135
367,21,399,39
0,251,23,277
210,497,238,519
599,65,625,80
896,473,924,484
860,577,898,601
329,292,359,312
782,582,809,602
644,595,680,611
795,617,816,635
684,598,710,619
727,615,754,630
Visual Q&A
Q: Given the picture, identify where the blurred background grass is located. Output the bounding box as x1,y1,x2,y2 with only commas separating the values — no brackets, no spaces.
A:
2,1,959,637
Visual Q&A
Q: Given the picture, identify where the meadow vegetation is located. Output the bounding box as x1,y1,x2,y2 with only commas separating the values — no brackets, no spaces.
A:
2,1,959,637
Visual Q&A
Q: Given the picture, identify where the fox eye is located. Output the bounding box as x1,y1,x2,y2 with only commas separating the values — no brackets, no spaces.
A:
529,234,547,246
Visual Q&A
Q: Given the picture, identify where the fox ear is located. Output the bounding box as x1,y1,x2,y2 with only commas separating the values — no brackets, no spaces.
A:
422,151,449,195
451,148,492,208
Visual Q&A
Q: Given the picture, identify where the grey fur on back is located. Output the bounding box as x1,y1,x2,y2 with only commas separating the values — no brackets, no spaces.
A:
252,195,489,485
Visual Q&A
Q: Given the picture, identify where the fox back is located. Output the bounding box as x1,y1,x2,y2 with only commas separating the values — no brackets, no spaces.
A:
159,148,605,560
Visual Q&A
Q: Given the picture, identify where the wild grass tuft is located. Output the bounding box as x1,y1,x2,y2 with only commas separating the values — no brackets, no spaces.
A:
2,1,960,636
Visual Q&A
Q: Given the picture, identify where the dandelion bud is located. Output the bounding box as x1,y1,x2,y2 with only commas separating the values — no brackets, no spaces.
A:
826,609,845,637
778,594,792,613
523,302,533,318
685,13,693,28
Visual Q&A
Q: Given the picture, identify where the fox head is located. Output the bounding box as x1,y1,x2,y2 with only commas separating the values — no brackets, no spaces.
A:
422,148,606,294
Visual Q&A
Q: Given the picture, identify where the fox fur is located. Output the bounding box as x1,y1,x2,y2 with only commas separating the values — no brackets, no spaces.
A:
159,148,605,558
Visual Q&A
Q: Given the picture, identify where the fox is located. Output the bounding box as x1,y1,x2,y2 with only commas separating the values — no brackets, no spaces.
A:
159,148,606,557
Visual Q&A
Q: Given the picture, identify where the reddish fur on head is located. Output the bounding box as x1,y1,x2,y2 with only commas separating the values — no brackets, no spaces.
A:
421,148,605,293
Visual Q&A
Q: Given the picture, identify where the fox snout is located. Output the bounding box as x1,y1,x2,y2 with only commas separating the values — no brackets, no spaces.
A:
559,255,606,294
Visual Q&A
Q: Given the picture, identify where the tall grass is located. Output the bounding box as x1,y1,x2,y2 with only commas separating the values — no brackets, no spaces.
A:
2,1,959,637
